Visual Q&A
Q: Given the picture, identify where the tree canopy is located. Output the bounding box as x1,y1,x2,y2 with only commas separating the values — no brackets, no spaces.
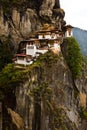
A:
63,37,83,78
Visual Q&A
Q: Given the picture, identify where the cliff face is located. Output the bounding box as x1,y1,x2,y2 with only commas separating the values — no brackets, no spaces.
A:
13,52,85,130
0,0,65,47
1,1,87,130
1,51,87,130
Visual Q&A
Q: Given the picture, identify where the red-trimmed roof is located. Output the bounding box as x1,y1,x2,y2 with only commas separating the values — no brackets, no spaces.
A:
15,54,27,57
12,58,17,61
14,54,33,59
66,25,73,29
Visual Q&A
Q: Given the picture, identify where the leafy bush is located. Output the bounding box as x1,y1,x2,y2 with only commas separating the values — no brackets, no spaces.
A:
0,64,25,89
83,56,87,64
63,37,83,78
37,50,59,67
79,107,87,120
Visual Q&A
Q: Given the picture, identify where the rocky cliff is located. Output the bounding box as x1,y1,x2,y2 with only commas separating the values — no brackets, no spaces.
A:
15,53,79,130
0,0,65,49
1,50,87,130
0,1,87,130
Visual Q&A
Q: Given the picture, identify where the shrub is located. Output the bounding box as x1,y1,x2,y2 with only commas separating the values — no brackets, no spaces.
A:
37,51,59,67
63,37,83,78
0,64,25,89
83,56,87,64
79,107,87,120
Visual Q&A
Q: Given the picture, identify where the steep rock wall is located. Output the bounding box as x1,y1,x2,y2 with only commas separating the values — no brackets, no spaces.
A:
15,54,80,130
0,0,65,47
1,52,87,130
0,8,41,46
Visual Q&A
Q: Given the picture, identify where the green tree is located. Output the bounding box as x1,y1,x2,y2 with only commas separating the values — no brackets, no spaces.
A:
63,37,83,78
0,64,23,89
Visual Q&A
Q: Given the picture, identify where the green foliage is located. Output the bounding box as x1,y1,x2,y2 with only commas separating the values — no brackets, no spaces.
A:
0,64,26,90
0,50,60,92
29,61,43,70
0,52,49,94
79,107,87,120
47,104,68,130
0,54,44,91
37,50,59,67
83,56,87,64
62,125,68,130
0,39,13,71
31,82,52,99
63,37,83,78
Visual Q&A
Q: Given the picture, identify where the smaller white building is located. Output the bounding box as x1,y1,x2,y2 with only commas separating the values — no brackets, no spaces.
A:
14,39,49,65
65,25,73,37
14,54,33,66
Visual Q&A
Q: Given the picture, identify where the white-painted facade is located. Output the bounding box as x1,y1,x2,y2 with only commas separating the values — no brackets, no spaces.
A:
38,35,43,39
15,43,48,65
15,57,33,66
26,43,48,56
45,34,51,39
65,30,73,37
38,34,51,39
37,49,48,54
14,28,64,66
26,44,37,57
38,32,60,40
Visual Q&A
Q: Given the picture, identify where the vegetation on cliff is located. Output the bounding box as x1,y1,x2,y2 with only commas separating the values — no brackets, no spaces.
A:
0,48,84,130
73,27,87,56
0,37,83,101
0,64,24,89
79,107,87,120
0,51,59,100
0,51,66,130
62,37,83,79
